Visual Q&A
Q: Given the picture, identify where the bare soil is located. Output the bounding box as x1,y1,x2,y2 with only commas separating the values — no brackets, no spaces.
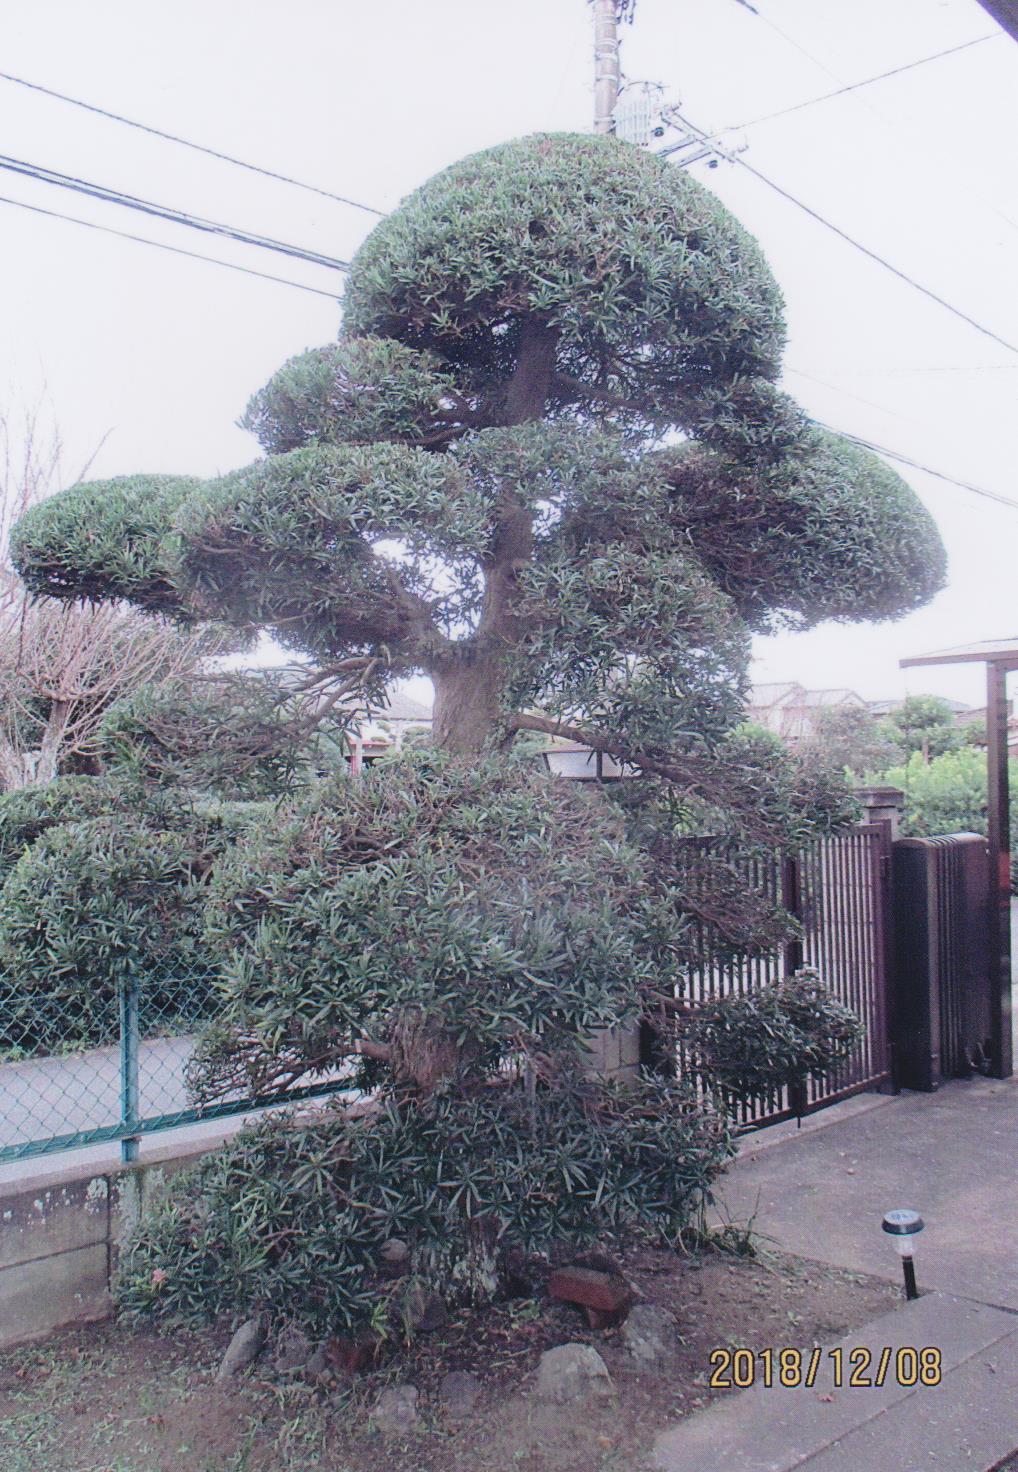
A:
0,1244,901,1472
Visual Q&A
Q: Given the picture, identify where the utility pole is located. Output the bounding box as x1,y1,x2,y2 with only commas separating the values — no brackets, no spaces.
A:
592,0,621,134
587,0,645,1083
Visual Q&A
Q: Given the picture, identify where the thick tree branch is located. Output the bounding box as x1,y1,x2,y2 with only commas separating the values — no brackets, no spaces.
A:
550,372,658,417
509,711,710,794
380,563,452,657
504,320,559,427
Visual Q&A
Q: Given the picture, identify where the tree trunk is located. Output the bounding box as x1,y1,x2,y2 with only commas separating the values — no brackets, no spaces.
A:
504,320,559,427
390,1008,480,1094
432,657,505,755
36,699,71,785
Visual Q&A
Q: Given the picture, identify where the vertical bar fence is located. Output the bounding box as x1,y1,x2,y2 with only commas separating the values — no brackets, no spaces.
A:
671,823,893,1128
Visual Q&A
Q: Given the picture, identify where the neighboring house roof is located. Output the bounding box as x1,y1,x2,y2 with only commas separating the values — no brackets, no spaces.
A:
367,691,433,724
867,696,971,717
951,701,1014,726
747,682,802,708
746,682,868,745
795,688,867,708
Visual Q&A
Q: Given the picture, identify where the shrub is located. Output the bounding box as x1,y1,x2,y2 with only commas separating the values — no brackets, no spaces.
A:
0,815,217,1054
98,677,330,799
115,1077,733,1335
115,750,735,1330
0,775,127,884
685,970,864,1111
875,748,1018,890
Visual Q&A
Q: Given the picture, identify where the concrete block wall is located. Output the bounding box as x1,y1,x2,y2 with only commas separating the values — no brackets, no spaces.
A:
583,1023,641,1081
0,1148,203,1350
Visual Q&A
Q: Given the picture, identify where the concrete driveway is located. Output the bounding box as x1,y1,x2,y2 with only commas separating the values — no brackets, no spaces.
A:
717,1076,1018,1311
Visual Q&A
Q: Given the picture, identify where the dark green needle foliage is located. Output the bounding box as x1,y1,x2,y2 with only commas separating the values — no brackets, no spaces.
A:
0,815,207,1053
11,473,201,615
116,1078,733,1335
685,970,865,1114
98,674,342,799
0,778,267,1054
11,135,945,736
10,133,947,1331
0,774,127,885
119,750,735,1329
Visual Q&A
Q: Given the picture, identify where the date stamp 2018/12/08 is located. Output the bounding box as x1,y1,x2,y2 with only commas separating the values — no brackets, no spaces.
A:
709,1346,942,1390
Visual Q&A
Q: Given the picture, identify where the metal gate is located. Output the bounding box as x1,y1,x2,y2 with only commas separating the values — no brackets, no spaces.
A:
674,822,893,1128
892,833,992,1089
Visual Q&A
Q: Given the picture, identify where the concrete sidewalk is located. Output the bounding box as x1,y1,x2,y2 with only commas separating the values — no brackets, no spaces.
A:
653,1293,1018,1472
720,1075,1018,1312
653,1077,1018,1471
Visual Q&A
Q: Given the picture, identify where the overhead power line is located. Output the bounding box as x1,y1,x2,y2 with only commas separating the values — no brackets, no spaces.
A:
3,79,1015,511
738,151,1018,356
717,33,998,137
0,192,342,300
664,107,1018,358
735,15,1018,240
0,153,351,273
818,423,1018,513
0,69,386,218
790,368,1018,510
7,201,1014,516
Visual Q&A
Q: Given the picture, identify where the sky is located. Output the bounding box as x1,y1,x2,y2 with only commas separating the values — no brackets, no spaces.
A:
1,0,1017,711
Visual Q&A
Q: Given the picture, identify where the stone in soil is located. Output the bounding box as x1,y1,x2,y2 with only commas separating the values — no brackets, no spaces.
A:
216,1317,267,1381
536,1343,615,1403
621,1303,678,1369
273,1325,311,1373
548,1265,635,1328
399,1281,449,1334
369,1383,421,1435
378,1238,411,1278
439,1369,482,1417
323,1328,385,1376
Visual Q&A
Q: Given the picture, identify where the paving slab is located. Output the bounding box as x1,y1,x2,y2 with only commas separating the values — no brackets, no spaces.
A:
653,1293,1018,1472
716,1076,1018,1311
801,1340,1018,1471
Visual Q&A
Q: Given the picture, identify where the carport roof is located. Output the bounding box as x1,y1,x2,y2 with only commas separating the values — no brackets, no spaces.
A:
901,638,1018,671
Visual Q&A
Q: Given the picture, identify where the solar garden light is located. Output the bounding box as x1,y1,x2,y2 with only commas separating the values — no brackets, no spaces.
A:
882,1209,924,1300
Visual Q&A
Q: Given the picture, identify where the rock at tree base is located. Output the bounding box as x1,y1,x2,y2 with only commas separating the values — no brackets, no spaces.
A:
548,1265,634,1328
215,1317,267,1381
536,1343,615,1403
369,1383,420,1435
621,1303,678,1368
378,1237,411,1278
439,1369,482,1417
399,1281,449,1334
323,1328,385,1376
273,1325,311,1373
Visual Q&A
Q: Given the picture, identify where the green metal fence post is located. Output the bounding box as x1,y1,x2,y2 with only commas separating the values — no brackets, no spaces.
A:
119,975,140,1164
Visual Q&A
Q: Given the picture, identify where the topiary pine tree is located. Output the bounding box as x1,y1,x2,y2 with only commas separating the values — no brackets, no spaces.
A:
12,135,946,1330
12,135,943,767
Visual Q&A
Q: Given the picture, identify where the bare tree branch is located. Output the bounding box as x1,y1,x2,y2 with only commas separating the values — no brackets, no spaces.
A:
0,405,224,790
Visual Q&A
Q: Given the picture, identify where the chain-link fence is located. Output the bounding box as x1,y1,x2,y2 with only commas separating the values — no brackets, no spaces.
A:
0,960,353,1165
